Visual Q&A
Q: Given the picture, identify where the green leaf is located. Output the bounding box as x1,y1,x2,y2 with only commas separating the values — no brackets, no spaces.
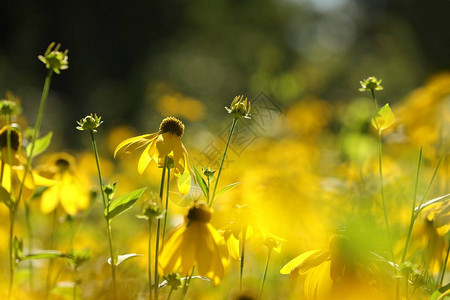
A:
214,182,240,200
415,194,450,214
0,186,13,209
193,166,208,199
371,104,395,133
107,253,143,267
431,282,450,300
21,250,67,261
26,131,53,158
105,188,146,220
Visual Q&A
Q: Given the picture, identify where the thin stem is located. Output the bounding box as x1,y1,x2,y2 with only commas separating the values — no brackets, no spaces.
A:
8,210,14,300
73,266,78,300
240,227,247,291
155,158,168,300
45,209,57,300
25,202,34,292
89,130,116,300
258,248,272,300
210,118,237,207
439,243,450,287
181,267,195,300
402,146,423,263
148,219,153,300
377,133,395,262
167,286,174,300
162,166,171,242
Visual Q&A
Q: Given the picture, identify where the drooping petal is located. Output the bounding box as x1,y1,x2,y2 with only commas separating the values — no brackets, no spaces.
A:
227,234,241,260
138,142,153,175
1,163,12,192
31,171,56,187
155,133,175,159
159,224,186,275
40,185,60,214
304,260,332,300
280,249,329,276
114,133,158,159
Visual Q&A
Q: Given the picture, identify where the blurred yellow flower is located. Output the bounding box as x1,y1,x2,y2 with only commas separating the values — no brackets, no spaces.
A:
158,202,228,285
280,234,386,300
114,117,191,193
39,152,89,215
221,204,263,260
0,125,54,199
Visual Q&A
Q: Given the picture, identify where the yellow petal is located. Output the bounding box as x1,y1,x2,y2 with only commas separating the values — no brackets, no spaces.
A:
137,142,153,175
2,163,12,193
113,133,157,158
40,185,60,214
371,103,395,133
155,133,175,159
304,260,332,300
31,171,55,187
60,183,79,215
280,249,329,275
227,234,241,260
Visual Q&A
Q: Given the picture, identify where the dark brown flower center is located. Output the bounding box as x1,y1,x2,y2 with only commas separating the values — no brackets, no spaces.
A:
159,117,184,137
55,158,70,170
0,125,21,151
187,204,211,223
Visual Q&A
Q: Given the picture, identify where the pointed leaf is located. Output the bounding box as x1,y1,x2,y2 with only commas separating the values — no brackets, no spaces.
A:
26,131,53,158
0,186,13,209
214,182,240,200
105,188,146,220
371,104,395,133
193,166,208,198
107,253,143,267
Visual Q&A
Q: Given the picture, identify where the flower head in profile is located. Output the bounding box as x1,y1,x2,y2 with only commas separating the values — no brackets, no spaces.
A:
38,42,69,74
0,91,21,116
0,125,54,200
221,204,263,260
280,234,381,300
359,76,383,92
76,113,103,132
39,152,90,215
225,95,251,119
114,117,191,193
158,202,229,285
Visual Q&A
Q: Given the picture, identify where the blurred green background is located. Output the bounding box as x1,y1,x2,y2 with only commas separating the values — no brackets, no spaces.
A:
0,0,449,148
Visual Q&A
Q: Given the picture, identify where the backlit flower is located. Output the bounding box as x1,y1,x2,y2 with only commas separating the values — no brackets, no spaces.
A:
39,152,89,215
0,125,54,201
114,117,191,193
158,202,229,285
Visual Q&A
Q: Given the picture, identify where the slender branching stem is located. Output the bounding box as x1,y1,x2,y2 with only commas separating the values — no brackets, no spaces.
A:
240,227,247,291
210,118,237,207
258,248,272,300
89,130,116,300
155,158,168,300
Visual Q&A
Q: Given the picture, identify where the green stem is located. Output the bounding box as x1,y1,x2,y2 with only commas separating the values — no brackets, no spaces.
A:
155,158,168,300
401,146,423,263
403,150,445,264
167,286,174,300
25,202,34,292
438,243,450,287
181,267,195,300
148,219,153,300
162,166,171,242
5,112,14,300
210,118,237,207
45,209,57,300
240,227,247,291
9,70,53,299
89,130,116,300
377,133,395,262
258,248,272,300
7,210,15,300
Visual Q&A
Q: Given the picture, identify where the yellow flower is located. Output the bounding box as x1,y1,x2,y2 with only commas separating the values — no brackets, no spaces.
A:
114,117,191,193
158,202,229,285
0,125,54,200
280,234,385,300
221,204,263,260
40,153,89,215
